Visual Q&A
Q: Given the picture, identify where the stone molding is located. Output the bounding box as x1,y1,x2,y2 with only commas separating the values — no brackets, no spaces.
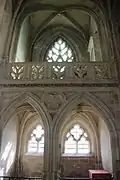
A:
0,83,118,88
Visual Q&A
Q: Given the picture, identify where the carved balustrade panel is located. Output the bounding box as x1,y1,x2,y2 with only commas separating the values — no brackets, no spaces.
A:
30,64,44,80
8,63,45,80
73,64,88,79
1,61,117,83
94,63,110,79
10,64,26,80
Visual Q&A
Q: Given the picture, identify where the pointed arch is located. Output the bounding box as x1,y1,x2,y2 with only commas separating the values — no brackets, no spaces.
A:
32,27,82,62
0,92,51,132
52,92,119,173
53,92,117,133
45,36,75,63
0,92,52,172
60,111,99,158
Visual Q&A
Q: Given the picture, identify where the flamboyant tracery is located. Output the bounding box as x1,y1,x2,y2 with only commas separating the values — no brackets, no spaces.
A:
46,38,74,63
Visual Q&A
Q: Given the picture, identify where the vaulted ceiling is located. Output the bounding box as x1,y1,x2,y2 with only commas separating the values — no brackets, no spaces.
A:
12,0,120,62
16,0,99,46
12,0,119,11
11,0,120,27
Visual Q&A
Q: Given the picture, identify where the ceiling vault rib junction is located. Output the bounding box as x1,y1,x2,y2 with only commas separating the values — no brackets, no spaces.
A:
30,12,58,56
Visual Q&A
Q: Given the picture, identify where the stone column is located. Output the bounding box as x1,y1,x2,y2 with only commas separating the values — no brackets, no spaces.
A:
44,130,54,180
50,134,61,180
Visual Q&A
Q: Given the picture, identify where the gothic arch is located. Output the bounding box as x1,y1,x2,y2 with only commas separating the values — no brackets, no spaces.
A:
60,112,99,157
32,27,83,62
32,20,88,48
21,119,45,156
53,93,116,133
0,92,51,129
0,92,52,171
52,92,119,173
19,111,44,157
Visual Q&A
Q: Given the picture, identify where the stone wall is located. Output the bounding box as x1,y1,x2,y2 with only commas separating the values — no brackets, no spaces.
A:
22,155,44,177
61,156,102,177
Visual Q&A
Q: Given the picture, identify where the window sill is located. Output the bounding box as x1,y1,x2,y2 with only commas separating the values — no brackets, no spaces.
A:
24,152,44,156
62,153,93,157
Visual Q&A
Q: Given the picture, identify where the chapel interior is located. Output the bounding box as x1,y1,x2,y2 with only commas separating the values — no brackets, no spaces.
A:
0,0,120,180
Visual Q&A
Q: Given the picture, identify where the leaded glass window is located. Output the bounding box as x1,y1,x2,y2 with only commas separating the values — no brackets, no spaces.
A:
64,124,90,154
27,125,44,154
45,38,75,79
46,38,74,63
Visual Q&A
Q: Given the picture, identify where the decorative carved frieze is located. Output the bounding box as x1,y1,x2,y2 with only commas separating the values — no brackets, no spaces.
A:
0,82,118,88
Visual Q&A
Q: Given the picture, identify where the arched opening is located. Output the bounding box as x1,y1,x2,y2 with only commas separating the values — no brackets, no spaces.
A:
53,95,117,178
58,105,101,177
20,105,45,177
10,3,107,63
0,93,51,177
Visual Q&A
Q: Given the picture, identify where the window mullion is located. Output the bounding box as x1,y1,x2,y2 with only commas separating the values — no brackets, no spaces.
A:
64,124,90,155
37,141,39,152
27,124,44,154
76,141,78,154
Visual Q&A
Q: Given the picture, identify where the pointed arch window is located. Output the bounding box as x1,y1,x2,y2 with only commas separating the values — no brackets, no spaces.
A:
45,38,75,79
64,124,90,155
46,38,75,63
27,124,44,154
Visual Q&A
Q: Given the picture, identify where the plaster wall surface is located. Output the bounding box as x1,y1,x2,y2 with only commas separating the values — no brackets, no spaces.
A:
16,18,30,62
22,155,44,176
61,156,100,177
0,114,18,176
99,118,113,173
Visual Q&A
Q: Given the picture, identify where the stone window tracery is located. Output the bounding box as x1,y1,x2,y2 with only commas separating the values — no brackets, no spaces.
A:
45,37,75,79
64,124,90,155
27,124,44,154
46,38,74,63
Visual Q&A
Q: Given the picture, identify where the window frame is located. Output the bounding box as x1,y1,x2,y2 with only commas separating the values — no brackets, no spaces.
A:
25,124,44,156
62,124,92,157
45,37,75,63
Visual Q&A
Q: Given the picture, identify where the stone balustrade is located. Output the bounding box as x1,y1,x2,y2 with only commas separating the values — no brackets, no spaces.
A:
0,61,118,85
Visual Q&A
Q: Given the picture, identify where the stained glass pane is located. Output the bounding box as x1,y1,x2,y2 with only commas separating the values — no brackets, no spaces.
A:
46,38,74,63
27,124,44,154
64,124,90,155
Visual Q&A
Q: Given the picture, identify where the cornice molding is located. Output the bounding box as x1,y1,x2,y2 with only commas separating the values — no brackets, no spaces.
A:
0,83,118,88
